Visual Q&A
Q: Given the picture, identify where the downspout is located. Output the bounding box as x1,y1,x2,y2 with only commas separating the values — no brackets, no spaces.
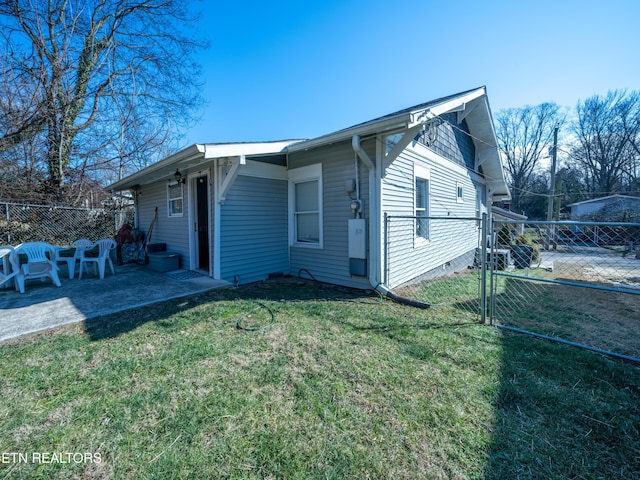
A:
352,135,429,308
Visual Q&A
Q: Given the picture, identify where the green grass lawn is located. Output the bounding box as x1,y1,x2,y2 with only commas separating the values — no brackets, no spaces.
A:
1,279,639,479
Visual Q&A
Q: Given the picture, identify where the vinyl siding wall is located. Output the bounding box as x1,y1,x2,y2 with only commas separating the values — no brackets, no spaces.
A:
219,175,289,284
384,139,484,289
288,140,372,289
138,181,192,268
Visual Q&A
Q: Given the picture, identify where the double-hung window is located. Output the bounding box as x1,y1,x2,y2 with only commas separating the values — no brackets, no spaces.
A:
415,165,430,241
289,163,323,247
168,183,184,217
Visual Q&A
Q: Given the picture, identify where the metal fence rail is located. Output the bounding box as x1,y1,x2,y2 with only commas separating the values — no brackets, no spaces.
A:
0,202,134,246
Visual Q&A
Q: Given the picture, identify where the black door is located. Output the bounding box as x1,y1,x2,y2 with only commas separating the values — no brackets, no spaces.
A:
196,176,209,270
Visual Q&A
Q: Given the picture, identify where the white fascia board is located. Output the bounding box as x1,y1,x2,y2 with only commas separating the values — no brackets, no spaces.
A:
108,144,206,191
203,140,301,159
287,116,411,153
430,87,486,117
109,141,300,191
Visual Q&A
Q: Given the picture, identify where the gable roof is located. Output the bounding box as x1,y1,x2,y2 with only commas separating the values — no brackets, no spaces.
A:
108,87,509,199
287,86,509,200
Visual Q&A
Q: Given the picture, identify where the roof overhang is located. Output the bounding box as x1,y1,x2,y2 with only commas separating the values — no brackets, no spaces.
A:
108,140,301,191
287,87,510,200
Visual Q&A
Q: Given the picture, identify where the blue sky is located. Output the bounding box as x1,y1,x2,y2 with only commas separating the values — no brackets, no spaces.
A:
183,0,640,147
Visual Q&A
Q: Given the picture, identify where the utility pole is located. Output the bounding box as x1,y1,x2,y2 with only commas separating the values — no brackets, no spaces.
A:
545,124,559,250
546,125,559,221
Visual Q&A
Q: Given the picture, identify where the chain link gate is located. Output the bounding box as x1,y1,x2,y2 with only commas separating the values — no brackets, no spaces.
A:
384,214,488,320
384,215,640,363
489,219,640,362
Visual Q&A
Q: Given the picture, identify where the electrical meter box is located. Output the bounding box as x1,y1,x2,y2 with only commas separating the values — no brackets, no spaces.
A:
348,218,367,276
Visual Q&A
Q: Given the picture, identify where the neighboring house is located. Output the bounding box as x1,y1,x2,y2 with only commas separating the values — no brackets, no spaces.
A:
491,206,528,237
567,195,640,222
108,86,510,292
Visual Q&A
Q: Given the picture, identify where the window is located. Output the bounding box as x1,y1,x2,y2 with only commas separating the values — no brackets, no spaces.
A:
456,182,464,203
289,164,323,247
415,165,430,241
168,183,184,217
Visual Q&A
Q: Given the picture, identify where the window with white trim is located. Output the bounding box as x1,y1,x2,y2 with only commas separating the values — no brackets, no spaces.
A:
289,164,323,247
415,165,430,241
168,183,184,217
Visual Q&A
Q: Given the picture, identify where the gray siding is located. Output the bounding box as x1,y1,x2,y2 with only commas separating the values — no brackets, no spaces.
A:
220,175,289,284
383,145,482,289
138,181,191,268
288,140,372,289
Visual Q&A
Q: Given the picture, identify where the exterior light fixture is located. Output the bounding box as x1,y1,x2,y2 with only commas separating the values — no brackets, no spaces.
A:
174,168,185,184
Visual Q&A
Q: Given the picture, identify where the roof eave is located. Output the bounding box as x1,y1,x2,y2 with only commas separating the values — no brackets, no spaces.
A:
108,144,206,191
108,140,302,191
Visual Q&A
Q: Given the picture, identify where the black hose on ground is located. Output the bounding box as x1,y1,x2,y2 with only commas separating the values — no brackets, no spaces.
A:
236,302,275,331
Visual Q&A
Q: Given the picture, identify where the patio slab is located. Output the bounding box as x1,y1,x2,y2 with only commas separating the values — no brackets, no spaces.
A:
0,264,230,342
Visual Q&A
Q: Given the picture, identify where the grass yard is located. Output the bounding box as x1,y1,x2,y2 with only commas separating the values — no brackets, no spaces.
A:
492,263,640,359
1,278,639,479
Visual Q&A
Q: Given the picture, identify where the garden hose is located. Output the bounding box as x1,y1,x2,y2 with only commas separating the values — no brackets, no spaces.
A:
236,302,275,331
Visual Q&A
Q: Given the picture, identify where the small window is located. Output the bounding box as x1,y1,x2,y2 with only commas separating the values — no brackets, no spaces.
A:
416,177,429,239
168,183,183,217
294,180,320,243
415,165,430,241
289,164,323,247
456,182,464,203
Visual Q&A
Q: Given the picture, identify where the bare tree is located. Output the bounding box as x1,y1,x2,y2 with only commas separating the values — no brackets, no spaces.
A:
568,90,640,198
0,0,206,202
495,103,565,214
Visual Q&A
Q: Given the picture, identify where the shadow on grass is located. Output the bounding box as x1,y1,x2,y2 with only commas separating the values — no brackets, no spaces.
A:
81,276,640,478
487,275,640,479
82,278,378,342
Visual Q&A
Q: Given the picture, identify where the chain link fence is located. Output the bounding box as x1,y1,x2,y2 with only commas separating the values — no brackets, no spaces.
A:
385,215,487,320
490,220,640,361
384,215,640,361
0,202,134,246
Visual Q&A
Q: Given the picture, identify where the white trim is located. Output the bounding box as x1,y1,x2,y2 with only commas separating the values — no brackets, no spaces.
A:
288,163,323,249
187,171,213,276
213,161,221,279
414,165,430,246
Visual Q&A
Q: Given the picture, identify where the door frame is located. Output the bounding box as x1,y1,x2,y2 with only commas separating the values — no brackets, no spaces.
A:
188,170,213,276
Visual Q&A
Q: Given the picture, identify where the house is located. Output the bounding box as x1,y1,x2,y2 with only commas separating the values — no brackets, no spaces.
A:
108,86,510,293
567,195,640,222
491,206,527,236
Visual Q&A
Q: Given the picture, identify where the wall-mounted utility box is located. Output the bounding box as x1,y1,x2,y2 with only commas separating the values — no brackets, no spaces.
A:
348,218,367,276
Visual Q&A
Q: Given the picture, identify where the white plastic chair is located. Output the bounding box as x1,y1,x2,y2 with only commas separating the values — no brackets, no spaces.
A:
79,239,117,279
0,245,23,293
55,238,93,279
14,242,62,291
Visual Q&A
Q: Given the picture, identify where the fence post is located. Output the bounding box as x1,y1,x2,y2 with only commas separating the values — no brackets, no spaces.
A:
480,212,487,324
384,213,389,286
5,203,10,244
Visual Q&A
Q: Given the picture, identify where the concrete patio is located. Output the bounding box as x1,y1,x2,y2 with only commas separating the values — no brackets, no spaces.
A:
0,263,230,342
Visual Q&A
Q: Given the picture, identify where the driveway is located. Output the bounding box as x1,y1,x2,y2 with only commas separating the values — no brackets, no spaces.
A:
0,264,230,342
